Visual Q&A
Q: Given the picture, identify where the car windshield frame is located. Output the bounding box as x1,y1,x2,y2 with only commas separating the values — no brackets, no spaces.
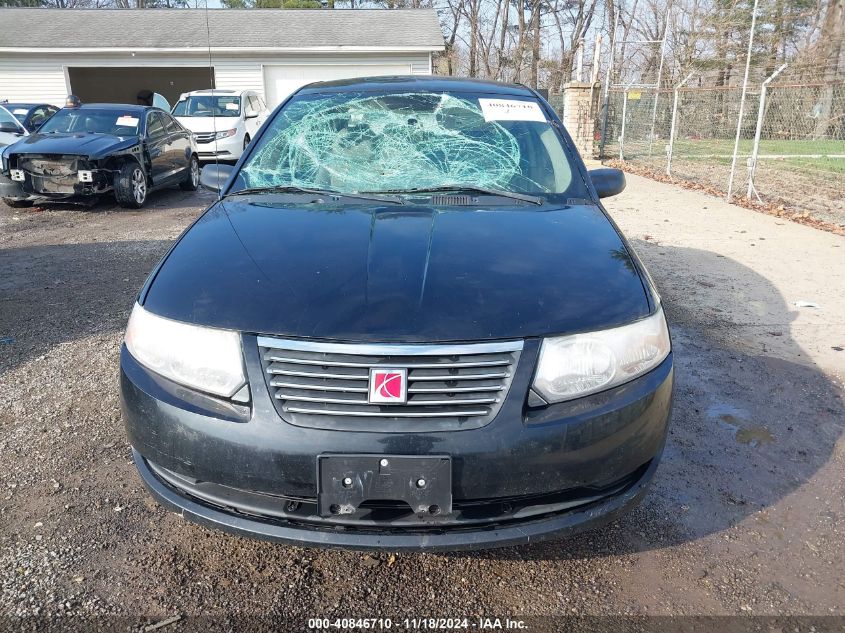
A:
229,89,590,204
172,95,242,118
37,108,144,136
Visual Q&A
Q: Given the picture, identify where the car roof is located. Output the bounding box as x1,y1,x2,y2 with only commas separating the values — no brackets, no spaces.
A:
65,104,163,117
297,75,536,97
3,103,48,109
75,103,152,112
183,89,243,96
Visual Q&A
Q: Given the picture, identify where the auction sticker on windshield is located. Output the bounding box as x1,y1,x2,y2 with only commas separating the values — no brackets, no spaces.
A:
479,98,546,123
116,116,139,127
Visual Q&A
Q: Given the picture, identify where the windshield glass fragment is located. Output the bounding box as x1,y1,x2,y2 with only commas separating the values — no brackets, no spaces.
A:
233,91,581,199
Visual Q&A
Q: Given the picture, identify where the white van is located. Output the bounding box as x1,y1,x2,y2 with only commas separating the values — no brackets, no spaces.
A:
172,89,269,162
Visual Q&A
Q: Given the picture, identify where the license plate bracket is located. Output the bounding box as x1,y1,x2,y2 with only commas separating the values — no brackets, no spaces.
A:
317,454,452,519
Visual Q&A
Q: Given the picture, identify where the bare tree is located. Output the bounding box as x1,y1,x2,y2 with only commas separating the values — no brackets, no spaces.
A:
813,0,844,135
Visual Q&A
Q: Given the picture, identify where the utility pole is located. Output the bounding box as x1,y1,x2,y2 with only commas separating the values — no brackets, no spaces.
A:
727,0,759,200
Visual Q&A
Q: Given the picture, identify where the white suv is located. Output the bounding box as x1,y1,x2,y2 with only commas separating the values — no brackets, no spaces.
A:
172,89,269,162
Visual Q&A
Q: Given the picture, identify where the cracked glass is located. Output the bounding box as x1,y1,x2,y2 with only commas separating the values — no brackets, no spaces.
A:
234,90,582,199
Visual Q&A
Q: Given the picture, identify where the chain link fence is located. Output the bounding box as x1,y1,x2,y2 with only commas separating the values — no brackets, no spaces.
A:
748,81,845,221
599,80,845,226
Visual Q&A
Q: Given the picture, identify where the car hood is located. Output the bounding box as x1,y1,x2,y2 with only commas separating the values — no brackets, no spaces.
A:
175,117,240,133
142,199,650,342
8,133,137,158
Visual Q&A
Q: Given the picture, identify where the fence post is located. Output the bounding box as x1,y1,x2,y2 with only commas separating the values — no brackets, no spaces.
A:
747,63,788,200
563,82,599,159
647,8,671,156
619,89,630,161
666,72,694,177
599,10,620,159
727,0,759,201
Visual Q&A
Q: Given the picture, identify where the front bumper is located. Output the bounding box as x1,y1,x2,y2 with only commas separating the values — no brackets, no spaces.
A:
0,170,110,202
122,341,673,551
135,447,661,551
195,134,242,161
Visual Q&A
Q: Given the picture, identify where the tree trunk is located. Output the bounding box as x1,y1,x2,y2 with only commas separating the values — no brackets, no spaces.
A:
530,0,541,87
497,0,509,80
468,0,479,77
814,0,844,137
513,0,526,82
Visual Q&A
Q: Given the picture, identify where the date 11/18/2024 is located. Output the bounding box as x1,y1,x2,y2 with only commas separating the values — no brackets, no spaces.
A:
307,617,528,630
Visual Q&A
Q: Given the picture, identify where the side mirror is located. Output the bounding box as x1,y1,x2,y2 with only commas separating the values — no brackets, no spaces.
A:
199,163,234,193
245,112,259,119
589,168,626,199
0,122,22,134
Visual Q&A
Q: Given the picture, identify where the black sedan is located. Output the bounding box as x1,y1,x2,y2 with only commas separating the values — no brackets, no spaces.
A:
2,102,59,133
121,76,673,551
0,104,199,208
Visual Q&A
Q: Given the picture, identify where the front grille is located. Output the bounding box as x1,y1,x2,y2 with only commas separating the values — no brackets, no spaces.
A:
257,337,523,431
19,156,80,194
193,132,216,144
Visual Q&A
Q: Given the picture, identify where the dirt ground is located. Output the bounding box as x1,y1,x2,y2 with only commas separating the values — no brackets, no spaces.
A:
1,176,843,630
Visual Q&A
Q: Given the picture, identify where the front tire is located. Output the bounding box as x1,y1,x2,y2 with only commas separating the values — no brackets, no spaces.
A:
114,162,148,209
179,155,200,191
2,198,34,208
243,135,250,152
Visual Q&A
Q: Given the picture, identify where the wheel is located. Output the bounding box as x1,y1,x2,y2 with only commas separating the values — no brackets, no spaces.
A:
243,135,250,152
179,155,200,191
2,198,33,208
114,161,148,209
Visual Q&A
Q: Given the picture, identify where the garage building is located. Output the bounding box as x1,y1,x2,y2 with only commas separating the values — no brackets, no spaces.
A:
0,8,444,109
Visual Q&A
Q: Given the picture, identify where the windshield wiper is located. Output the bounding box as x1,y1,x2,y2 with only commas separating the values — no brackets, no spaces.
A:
224,185,404,204
364,184,544,205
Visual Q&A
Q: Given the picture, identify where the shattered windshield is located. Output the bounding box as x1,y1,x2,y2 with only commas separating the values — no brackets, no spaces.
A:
233,91,583,199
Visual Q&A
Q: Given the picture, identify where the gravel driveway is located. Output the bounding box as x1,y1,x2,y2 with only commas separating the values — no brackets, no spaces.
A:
1,177,843,629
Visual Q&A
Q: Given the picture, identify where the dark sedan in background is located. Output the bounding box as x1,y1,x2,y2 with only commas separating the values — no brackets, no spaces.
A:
0,104,199,208
121,76,673,551
2,102,59,133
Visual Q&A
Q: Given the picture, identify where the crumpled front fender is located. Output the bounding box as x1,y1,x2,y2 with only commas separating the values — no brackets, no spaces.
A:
88,139,143,162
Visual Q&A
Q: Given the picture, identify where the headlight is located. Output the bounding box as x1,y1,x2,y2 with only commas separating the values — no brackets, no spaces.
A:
124,303,246,398
532,307,670,403
214,128,237,140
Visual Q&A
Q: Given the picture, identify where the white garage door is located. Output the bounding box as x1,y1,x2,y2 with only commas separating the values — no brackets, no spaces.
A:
263,63,412,108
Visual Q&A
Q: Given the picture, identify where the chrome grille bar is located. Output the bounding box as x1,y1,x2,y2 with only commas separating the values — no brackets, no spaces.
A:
285,406,492,418
408,371,509,381
263,354,511,369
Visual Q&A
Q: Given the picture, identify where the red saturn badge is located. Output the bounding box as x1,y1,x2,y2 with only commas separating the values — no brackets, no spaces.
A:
368,368,408,404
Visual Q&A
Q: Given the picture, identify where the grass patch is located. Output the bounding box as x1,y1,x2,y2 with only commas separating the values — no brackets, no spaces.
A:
633,138,845,176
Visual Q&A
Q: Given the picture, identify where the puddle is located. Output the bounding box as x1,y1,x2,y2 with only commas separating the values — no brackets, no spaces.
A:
735,426,775,447
707,403,774,447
